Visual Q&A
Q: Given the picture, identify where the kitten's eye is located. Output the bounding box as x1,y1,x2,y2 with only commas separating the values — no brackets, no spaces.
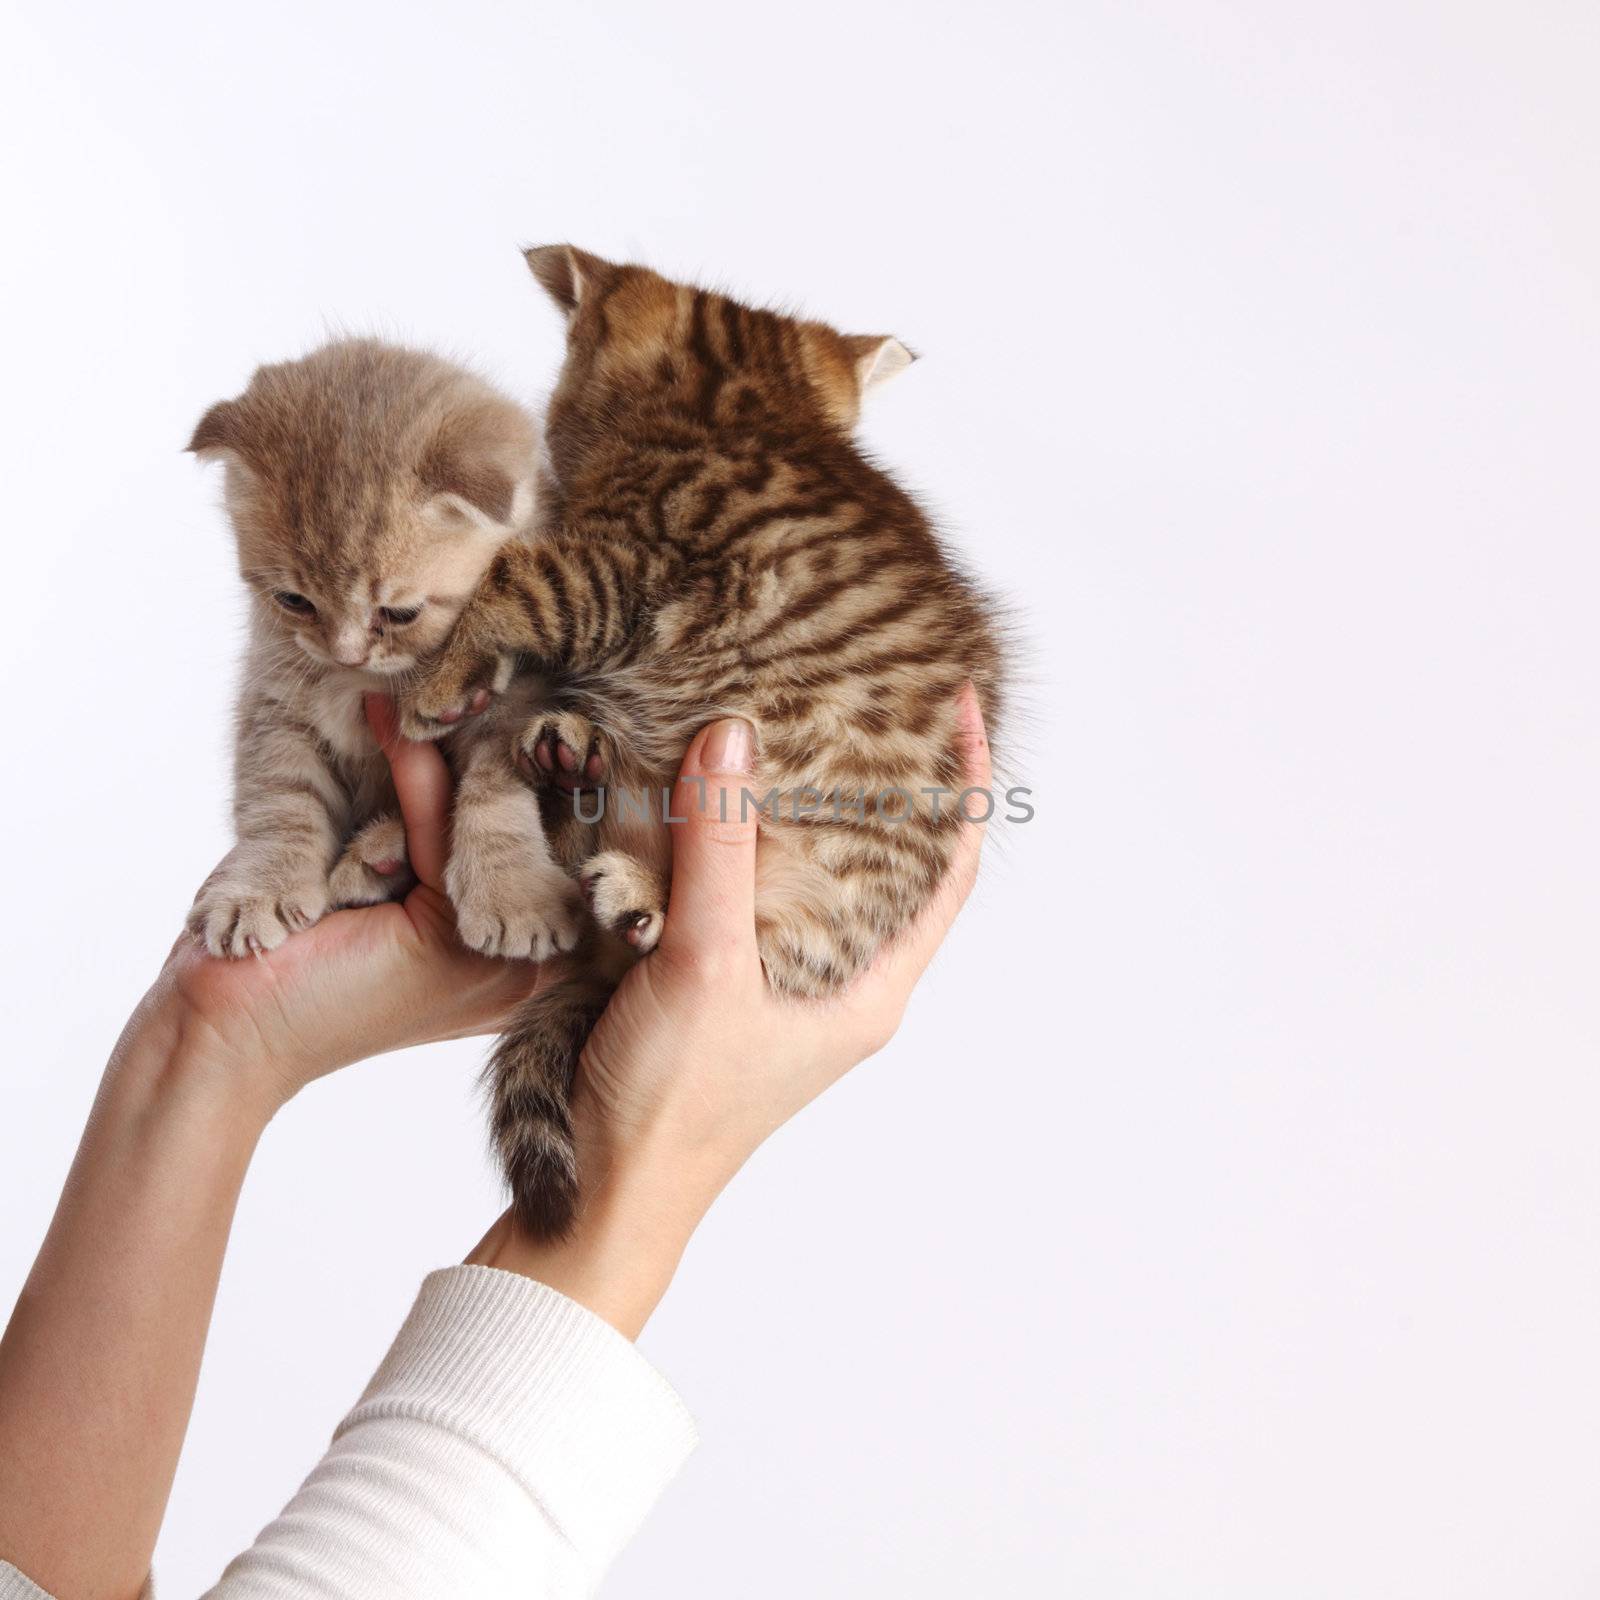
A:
378,604,423,626
273,591,316,616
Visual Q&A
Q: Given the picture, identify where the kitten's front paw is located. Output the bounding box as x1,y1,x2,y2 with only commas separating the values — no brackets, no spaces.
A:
446,855,586,962
328,815,415,908
580,851,667,954
188,876,330,958
399,649,512,741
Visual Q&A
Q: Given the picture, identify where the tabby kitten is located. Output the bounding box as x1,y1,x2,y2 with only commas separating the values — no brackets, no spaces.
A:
187,338,581,962
400,248,1003,1236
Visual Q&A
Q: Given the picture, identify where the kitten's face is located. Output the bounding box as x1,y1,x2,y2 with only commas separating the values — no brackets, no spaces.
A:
191,340,537,681
237,491,501,678
524,247,913,467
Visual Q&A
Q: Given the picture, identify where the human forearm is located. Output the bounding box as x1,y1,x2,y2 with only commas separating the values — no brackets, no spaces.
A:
0,991,273,1600
0,706,602,1600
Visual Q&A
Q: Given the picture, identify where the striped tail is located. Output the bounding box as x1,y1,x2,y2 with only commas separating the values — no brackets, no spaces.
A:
488,975,612,1239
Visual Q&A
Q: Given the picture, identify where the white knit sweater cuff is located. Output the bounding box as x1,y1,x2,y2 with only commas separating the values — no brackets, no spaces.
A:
0,1570,55,1600
337,1264,698,1565
0,1569,152,1599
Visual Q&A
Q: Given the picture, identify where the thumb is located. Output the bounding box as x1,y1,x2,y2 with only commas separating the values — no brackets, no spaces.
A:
365,693,452,890
661,718,759,962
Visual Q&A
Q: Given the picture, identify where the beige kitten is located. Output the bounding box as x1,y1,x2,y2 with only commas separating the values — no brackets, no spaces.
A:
187,338,582,960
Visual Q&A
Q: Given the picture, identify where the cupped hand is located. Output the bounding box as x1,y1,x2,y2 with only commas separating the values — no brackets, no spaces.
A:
572,683,991,1206
155,696,564,1116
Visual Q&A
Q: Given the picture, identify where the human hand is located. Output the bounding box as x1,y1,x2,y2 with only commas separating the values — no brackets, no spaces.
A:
152,696,565,1119
580,683,990,1193
472,685,990,1333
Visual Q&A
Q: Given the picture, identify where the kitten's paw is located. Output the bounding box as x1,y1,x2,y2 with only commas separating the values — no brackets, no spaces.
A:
328,815,415,908
447,856,586,962
580,851,667,953
187,877,330,959
399,650,511,741
516,711,608,795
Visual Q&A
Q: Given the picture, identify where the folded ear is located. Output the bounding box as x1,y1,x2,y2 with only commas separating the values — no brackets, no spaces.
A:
524,244,617,317
421,449,534,531
421,404,535,531
843,335,917,395
187,399,242,457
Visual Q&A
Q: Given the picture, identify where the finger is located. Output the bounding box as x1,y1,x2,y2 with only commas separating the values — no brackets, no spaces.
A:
366,693,452,891
867,682,993,992
661,718,760,966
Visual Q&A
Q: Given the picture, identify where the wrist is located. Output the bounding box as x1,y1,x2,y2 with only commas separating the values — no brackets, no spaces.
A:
109,981,283,1141
467,1153,720,1340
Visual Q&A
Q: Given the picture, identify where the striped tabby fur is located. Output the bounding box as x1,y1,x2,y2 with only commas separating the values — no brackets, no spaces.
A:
401,249,1004,1237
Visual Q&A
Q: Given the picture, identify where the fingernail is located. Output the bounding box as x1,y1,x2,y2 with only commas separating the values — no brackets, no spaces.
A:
700,718,752,773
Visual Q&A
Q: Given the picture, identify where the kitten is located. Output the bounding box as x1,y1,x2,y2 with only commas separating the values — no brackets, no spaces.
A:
186,337,582,961
399,248,1004,1236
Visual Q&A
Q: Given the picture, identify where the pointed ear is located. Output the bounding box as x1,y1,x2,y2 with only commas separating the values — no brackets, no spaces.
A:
843,335,917,396
524,244,616,317
187,399,241,457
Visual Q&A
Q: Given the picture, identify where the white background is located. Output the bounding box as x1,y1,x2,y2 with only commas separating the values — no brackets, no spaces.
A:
2,1,1597,1595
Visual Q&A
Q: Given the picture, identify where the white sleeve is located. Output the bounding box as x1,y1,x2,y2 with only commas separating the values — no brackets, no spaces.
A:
0,1563,154,1597
0,1570,68,1600
3,1265,693,1600
201,1264,697,1599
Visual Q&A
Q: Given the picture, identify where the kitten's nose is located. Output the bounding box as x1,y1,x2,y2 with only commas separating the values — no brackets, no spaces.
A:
328,628,369,666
